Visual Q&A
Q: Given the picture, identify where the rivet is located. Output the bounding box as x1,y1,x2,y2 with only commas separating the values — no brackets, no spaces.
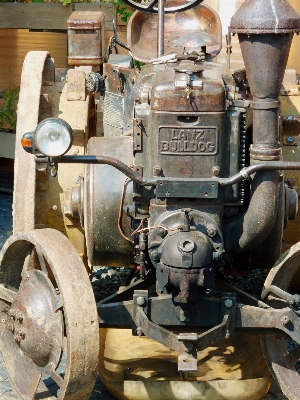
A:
136,327,143,336
137,297,146,306
207,225,217,237
224,299,233,308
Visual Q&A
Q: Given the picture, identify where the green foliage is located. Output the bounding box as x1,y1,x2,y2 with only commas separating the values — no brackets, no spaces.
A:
58,0,133,22
59,0,91,6
0,85,20,130
112,0,133,23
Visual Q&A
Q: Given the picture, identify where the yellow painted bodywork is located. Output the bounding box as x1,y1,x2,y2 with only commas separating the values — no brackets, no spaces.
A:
34,71,95,270
99,328,272,400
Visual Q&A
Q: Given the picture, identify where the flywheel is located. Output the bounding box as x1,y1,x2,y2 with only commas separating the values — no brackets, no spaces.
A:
262,242,300,400
0,228,99,400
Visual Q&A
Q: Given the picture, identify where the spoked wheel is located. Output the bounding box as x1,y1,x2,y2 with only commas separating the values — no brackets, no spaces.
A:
262,242,300,400
0,229,99,400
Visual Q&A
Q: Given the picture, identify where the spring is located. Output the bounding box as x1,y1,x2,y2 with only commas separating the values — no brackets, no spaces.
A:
239,111,247,203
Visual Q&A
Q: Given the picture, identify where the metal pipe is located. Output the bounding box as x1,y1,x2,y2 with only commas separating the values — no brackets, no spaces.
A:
36,155,300,188
218,161,300,186
225,170,279,253
157,0,165,58
36,155,157,187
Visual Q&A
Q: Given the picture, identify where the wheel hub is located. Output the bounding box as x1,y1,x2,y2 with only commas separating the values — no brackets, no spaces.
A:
7,270,63,368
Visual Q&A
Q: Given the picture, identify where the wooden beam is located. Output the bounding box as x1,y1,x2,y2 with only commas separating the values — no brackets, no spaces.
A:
0,3,114,31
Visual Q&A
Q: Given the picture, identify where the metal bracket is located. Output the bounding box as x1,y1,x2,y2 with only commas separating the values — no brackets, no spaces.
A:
132,290,148,336
133,118,142,151
132,165,143,198
177,333,197,371
131,290,237,372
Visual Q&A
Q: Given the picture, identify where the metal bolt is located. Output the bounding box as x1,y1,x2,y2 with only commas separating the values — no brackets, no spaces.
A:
154,166,162,176
151,250,159,261
137,297,146,307
281,316,290,325
207,225,217,237
224,299,233,308
9,308,16,318
212,166,220,177
286,136,294,144
136,327,143,337
157,227,167,237
178,238,195,253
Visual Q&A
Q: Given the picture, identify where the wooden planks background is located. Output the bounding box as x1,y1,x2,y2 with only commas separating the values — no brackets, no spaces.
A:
0,3,115,89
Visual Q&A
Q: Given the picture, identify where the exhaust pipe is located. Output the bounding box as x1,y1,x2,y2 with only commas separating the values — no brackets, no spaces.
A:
225,0,300,254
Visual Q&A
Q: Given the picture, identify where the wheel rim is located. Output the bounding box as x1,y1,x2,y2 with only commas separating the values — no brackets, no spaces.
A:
0,229,99,400
121,0,204,13
262,242,300,400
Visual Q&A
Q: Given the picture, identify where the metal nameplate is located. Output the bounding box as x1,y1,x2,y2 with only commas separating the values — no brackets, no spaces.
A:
156,179,218,198
158,126,218,155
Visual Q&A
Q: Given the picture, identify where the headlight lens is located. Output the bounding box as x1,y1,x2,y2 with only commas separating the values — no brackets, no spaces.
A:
35,118,73,157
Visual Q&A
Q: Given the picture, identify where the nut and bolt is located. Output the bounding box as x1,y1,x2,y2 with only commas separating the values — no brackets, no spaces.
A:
157,227,167,237
154,166,162,176
178,238,195,253
286,136,294,144
207,225,217,237
224,299,233,308
136,327,143,337
212,166,220,177
137,297,146,307
151,250,159,261
281,316,290,325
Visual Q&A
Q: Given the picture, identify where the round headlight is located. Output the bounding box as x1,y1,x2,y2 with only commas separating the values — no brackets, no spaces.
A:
35,118,74,157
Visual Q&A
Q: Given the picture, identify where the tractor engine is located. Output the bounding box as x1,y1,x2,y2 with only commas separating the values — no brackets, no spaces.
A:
55,0,299,310
72,0,298,305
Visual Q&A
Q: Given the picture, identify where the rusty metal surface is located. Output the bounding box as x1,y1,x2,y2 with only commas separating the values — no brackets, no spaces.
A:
0,229,99,400
127,2,221,62
230,0,300,34
225,171,279,253
67,69,87,101
13,52,93,265
67,11,105,66
261,242,300,400
84,137,135,267
13,51,51,234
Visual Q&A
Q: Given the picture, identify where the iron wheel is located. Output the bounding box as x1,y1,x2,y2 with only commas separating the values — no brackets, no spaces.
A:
0,228,99,400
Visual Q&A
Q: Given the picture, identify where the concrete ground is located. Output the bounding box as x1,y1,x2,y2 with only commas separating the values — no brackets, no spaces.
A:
0,193,288,399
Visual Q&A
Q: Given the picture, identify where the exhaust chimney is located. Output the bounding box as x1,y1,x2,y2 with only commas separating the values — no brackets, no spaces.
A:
230,0,300,160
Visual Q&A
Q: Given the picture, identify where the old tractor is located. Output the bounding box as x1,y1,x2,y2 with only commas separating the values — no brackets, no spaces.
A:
1,0,300,399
